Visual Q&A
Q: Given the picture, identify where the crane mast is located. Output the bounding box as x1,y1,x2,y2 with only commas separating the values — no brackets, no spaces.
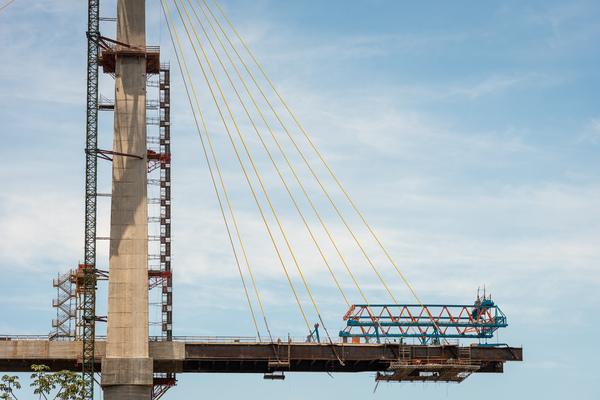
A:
82,0,100,398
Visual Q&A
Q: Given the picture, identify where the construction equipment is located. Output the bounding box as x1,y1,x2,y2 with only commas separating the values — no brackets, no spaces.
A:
340,291,507,344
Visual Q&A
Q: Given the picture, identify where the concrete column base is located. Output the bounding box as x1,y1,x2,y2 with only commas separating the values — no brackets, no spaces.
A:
103,385,152,399
101,357,153,400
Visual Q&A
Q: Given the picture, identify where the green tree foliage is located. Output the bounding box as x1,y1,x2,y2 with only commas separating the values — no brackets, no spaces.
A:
0,365,85,400
30,364,55,399
0,375,21,400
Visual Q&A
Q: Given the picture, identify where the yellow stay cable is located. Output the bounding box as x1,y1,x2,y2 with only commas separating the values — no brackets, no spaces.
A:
0,0,15,12
183,0,323,333
201,1,414,347
212,0,396,306
210,0,442,337
191,0,352,313
201,0,373,309
174,0,311,332
191,0,350,348
161,0,265,340
204,0,395,318
203,1,406,342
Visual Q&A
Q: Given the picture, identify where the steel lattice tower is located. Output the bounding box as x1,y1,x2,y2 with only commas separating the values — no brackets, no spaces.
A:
82,0,100,398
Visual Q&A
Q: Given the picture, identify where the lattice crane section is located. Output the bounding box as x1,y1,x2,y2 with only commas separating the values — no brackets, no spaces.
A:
82,0,100,397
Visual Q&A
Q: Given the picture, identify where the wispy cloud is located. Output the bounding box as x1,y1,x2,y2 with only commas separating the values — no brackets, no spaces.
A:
0,1,86,105
522,361,565,370
1,7,599,398
525,2,600,49
577,118,600,145
263,32,469,63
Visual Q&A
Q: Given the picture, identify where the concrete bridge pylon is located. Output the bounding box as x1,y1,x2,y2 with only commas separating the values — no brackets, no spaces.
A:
100,0,153,398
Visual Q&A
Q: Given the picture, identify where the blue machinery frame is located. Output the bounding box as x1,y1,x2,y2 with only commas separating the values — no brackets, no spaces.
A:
339,296,507,344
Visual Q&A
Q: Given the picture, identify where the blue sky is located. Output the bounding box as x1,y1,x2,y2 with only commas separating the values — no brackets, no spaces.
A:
1,0,599,399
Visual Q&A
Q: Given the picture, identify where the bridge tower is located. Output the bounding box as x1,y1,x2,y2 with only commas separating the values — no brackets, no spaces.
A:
100,0,153,398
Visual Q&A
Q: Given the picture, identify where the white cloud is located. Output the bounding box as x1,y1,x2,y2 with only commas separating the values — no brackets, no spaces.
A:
522,361,565,370
261,32,469,64
577,118,600,145
1,3,599,398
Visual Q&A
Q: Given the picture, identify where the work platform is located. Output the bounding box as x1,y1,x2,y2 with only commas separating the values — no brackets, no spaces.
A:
98,44,160,74
0,338,522,383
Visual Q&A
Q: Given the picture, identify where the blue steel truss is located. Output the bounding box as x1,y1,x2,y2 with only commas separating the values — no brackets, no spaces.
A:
339,296,507,344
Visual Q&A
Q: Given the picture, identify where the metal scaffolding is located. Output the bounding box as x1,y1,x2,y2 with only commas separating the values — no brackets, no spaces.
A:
51,270,76,340
60,13,172,395
148,64,176,399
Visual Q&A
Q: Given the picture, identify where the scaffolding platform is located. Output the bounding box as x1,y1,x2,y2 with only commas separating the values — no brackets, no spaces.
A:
376,362,480,383
98,44,160,74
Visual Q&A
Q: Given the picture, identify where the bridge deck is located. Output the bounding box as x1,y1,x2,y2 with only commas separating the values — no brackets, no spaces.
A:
0,338,521,382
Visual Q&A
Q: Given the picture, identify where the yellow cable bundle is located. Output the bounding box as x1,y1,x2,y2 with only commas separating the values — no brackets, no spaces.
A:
160,0,441,340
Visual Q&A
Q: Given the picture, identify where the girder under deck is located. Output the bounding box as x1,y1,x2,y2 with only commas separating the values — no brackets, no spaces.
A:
0,340,522,383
